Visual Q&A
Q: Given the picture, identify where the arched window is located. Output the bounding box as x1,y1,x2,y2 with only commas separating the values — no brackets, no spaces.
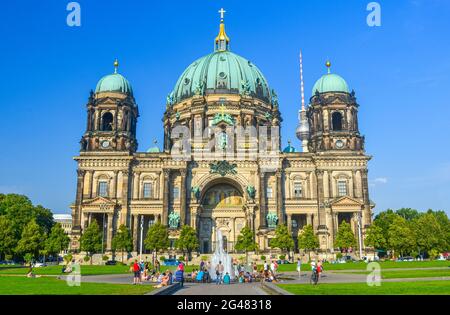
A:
143,182,153,199
337,180,348,197
101,112,113,131
98,181,108,197
332,112,343,131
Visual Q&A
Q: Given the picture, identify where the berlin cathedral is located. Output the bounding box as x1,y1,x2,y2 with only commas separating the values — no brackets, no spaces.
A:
70,10,373,256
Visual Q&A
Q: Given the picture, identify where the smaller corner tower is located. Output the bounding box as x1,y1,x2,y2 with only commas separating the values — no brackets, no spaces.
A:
80,59,139,153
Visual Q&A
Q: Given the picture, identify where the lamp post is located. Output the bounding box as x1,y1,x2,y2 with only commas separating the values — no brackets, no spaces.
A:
139,215,144,261
357,212,363,259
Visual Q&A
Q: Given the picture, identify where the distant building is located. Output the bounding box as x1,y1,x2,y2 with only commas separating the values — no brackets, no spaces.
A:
54,214,72,235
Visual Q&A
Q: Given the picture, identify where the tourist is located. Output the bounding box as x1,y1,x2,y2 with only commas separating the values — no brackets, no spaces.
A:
223,272,231,284
263,261,268,272
175,266,184,287
155,259,160,272
215,261,224,285
196,269,204,283
132,260,140,285
270,260,275,274
252,262,258,277
178,260,185,272
191,269,198,281
199,259,205,271
274,260,279,275
297,258,302,279
154,272,169,288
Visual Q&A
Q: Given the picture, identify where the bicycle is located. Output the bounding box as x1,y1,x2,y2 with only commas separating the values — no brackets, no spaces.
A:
310,269,319,285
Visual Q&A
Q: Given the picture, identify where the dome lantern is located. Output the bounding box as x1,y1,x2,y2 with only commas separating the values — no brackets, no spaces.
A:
215,8,230,51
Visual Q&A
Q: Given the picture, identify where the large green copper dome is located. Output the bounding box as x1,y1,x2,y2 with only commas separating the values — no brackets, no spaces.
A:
170,50,271,103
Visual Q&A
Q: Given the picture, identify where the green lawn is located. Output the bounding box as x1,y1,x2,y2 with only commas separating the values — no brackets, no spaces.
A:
0,265,131,276
341,268,450,279
279,281,450,295
275,260,450,272
0,276,154,295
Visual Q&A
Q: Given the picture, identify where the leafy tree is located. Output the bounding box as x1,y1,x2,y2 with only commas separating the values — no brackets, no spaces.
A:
0,216,17,260
427,210,450,250
111,224,133,263
16,219,46,260
373,209,397,246
175,225,199,264
144,222,169,254
270,224,295,258
411,213,446,256
334,221,357,252
364,222,386,259
297,224,319,261
234,226,258,264
45,223,70,258
80,221,103,264
388,215,415,258
396,208,420,221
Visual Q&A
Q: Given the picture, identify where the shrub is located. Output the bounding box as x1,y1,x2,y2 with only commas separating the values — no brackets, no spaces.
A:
178,256,185,262
260,255,266,261
336,252,343,260
102,255,109,261
428,249,439,259
279,255,286,260
63,254,73,264
83,256,90,263
201,255,208,261
159,256,166,262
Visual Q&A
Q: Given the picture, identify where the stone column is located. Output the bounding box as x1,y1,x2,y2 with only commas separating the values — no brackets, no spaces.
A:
306,213,312,226
162,169,170,226
276,170,284,224
120,170,130,226
113,171,119,199
352,170,358,198
361,169,371,226
259,172,266,228
132,214,139,252
180,169,187,226
133,172,140,200
73,169,85,229
333,212,339,237
287,214,292,234
106,213,113,251
315,170,326,227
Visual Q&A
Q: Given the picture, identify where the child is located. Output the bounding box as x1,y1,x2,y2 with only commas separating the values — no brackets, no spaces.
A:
223,272,231,284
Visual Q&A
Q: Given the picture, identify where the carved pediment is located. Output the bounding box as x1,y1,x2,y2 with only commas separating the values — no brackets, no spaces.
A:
330,196,363,208
82,196,116,212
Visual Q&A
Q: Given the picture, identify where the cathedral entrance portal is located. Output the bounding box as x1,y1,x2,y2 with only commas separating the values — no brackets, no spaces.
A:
198,182,247,254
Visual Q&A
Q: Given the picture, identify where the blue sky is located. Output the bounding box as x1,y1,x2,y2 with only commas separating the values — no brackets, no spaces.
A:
0,0,449,215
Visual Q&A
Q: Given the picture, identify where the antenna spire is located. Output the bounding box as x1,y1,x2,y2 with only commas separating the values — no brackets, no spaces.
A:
300,51,305,111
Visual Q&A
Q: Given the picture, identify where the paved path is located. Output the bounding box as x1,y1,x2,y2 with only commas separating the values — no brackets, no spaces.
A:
172,282,268,295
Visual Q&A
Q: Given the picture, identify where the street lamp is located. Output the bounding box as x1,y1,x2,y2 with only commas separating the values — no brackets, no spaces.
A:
139,215,144,262
357,212,363,259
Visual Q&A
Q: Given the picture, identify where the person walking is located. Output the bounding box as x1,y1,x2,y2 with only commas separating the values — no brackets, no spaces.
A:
175,266,184,287
215,261,224,285
296,258,302,279
263,261,268,272
132,260,140,285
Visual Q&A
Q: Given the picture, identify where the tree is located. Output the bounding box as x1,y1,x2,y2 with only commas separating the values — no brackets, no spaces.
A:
396,208,420,221
234,226,258,264
297,225,319,261
427,210,450,251
80,221,103,264
45,223,70,258
373,209,397,247
111,224,133,263
175,225,199,264
0,217,17,260
388,215,415,258
364,222,386,259
16,219,45,261
411,213,446,257
270,224,294,259
144,222,169,254
334,221,356,252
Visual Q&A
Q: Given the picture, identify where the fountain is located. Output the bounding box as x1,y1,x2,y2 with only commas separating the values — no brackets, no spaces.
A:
209,229,233,280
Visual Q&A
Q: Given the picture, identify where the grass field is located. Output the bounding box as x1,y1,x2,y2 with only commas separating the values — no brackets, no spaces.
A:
278,281,450,295
275,260,450,272
0,276,154,295
0,265,131,276
340,268,450,279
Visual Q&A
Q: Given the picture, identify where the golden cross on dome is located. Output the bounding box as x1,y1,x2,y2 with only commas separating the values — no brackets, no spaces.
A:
218,8,226,20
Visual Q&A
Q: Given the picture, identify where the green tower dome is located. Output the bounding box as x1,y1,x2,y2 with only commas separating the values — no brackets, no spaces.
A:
169,18,271,104
283,141,296,153
312,61,349,95
95,59,133,95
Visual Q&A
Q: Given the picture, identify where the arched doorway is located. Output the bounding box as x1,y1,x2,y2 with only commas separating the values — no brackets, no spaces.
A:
198,182,247,253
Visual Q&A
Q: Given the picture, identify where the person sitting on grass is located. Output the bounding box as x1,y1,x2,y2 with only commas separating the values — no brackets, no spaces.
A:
191,269,198,282
26,267,41,278
223,272,231,284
